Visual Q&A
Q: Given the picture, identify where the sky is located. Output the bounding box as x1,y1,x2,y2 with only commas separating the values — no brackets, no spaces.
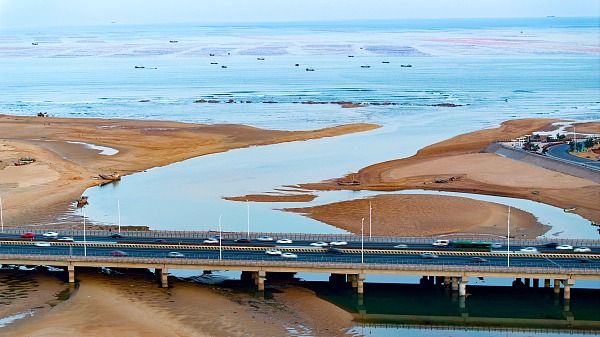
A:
0,0,598,28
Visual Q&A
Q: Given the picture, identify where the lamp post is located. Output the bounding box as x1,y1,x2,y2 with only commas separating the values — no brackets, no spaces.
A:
246,200,250,239
83,213,87,257
117,199,121,233
361,217,364,264
219,214,222,260
369,201,372,239
0,196,3,232
507,206,510,267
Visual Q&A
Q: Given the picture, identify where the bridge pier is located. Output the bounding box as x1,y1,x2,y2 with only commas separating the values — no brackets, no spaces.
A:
444,276,451,287
451,277,458,292
68,265,75,283
562,279,575,300
554,279,561,294
158,268,169,288
458,276,469,297
357,274,365,294
256,271,266,291
532,278,539,288
544,279,551,288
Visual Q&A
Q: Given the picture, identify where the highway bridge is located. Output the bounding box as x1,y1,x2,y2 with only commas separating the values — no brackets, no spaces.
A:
1,230,599,299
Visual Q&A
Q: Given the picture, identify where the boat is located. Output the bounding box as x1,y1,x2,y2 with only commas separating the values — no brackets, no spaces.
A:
134,66,145,69
77,196,88,207
169,40,178,43
400,64,412,67
209,53,215,56
210,62,218,65
348,55,354,58
257,57,265,60
99,172,121,181
31,42,38,45
305,68,314,71
361,65,370,68
564,206,577,212
221,65,227,68
382,61,390,64
337,180,360,186
19,157,36,162
294,63,300,66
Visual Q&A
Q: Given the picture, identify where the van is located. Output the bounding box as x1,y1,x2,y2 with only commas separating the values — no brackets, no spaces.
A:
432,239,450,247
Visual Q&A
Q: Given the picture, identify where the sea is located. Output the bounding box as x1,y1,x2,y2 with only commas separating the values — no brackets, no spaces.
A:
1,17,599,336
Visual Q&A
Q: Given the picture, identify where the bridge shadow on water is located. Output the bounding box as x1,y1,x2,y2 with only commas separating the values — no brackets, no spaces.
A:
300,280,600,333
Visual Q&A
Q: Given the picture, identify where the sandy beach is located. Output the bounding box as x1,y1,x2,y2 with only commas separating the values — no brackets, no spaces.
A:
1,115,599,336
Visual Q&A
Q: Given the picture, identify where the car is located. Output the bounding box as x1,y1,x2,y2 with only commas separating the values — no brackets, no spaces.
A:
470,257,488,263
519,247,539,253
327,247,344,254
491,242,502,249
234,238,251,243
256,236,274,242
34,242,51,247
432,239,450,247
555,244,573,250
168,252,185,258
42,231,58,238
577,258,591,263
281,252,298,259
393,244,408,249
420,253,439,259
154,239,167,243
21,232,35,238
329,240,348,246
574,247,591,253
109,250,127,257
203,238,219,244
310,241,329,247
542,242,559,248
276,239,293,244
57,236,74,242
265,249,282,256
108,233,123,238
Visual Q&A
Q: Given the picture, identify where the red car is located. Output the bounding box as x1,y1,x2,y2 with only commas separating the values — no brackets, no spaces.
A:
21,232,35,238
109,250,127,257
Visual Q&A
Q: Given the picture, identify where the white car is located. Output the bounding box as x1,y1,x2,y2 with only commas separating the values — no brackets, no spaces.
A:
574,247,591,253
310,241,329,247
256,236,274,242
555,244,573,250
265,249,282,256
35,242,51,247
281,252,298,259
276,239,293,244
329,240,348,246
519,247,539,253
491,243,502,249
42,231,58,238
57,236,74,242
168,252,185,258
203,238,219,244
394,244,408,249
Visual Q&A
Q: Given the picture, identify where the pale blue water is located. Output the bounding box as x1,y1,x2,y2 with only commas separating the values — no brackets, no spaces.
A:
2,18,600,334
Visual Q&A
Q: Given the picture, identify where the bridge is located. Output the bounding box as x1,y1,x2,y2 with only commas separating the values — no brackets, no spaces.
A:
1,230,599,300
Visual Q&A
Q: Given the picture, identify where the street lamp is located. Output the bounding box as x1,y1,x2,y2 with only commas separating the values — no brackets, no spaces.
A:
219,214,222,260
117,199,121,233
83,213,87,257
246,200,250,239
369,201,372,239
0,196,4,232
507,206,510,267
361,218,364,264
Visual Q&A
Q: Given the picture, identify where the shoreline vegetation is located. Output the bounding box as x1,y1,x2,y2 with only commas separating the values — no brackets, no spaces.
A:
1,115,599,336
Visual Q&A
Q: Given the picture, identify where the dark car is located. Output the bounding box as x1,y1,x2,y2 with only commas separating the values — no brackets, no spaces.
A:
109,250,127,257
470,257,488,263
108,233,123,238
234,238,251,243
327,247,344,254
578,258,591,264
542,242,559,248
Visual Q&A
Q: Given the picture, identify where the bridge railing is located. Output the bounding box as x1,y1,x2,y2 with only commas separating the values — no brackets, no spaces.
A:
2,253,599,275
2,229,600,247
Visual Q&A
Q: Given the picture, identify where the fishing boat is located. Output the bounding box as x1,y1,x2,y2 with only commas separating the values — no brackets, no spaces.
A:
221,65,228,68
77,196,88,207
563,206,577,212
361,65,370,68
99,172,121,181
400,64,412,67
305,68,314,71
257,57,265,60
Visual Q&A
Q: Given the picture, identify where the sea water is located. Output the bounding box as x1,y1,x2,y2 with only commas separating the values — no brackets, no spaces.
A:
2,17,600,335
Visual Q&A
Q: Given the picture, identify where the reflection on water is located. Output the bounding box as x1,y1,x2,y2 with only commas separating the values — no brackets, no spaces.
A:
304,282,600,336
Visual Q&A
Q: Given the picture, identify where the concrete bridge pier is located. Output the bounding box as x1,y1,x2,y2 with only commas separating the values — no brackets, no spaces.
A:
68,265,75,283
562,279,575,300
554,279,561,294
256,271,266,291
458,276,469,297
349,274,366,294
444,276,451,287
544,279,551,288
157,268,168,288
451,277,459,292
532,278,539,288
